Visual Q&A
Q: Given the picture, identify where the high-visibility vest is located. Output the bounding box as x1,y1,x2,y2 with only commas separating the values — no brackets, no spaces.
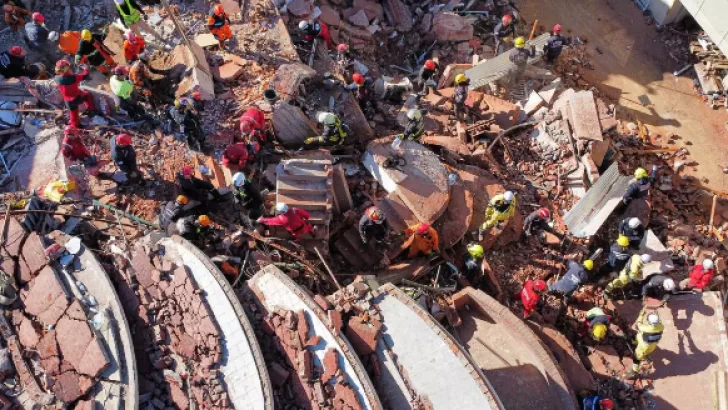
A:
110,76,134,99
116,0,142,25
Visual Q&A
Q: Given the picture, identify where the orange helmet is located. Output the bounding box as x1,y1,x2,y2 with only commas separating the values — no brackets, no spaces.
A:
416,223,430,235
533,280,547,292
176,195,189,205
424,60,435,70
365,207,384,223
198,215,211,226
116,133,132,146
352,73,365,86
213,4,224,15
502,14,513,25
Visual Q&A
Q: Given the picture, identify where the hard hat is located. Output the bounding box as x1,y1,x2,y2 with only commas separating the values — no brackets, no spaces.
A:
352,73,365,86
406,108,422,121
32,12,44,23
600,398,614,410
337,43,348,52
468,243,484,259
81,29,92,41
503,191,515,202
553,23,562,33
533,280,547,292
55,59,71,73
628,217,641,229
191,91,202,101
113,65,128,76
181,165,193,178
298,20,311,31
634,167,648,179
116,133,132,146
646,312,660,325
365,206,384,223
64,125,78,135
703,259,715,270
538,207,551,220
502,14,513,25
583,259,594,270
198,215,211,227
317,112,336,126
424,59,436,70
176,195,189,205
174,99,181,107
276,203,289,214
127,32,137,42
232,172,247,187
663,278,675,291
640,254,652,264
213,4,225,15
617,235,630,247
416,223,430,235
514,37,526,48
591,323,607,341
454,73,468,85
48,31,59,42
9,46,24,57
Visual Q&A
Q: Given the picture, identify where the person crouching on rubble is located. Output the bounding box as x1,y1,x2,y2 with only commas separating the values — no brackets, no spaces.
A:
123,32,145,62
403,222,439,258
222,141,249,171
159,195,190,235
61,125,96,167
523,207,555,243
596,235,631,279
298,19,332,49
548,259,593,300
168,98,205,151
207,4,233,50
111,133,140,182
346,72,378,114
359,206,389,247
177,165,222,208
679,258,716,293
110,65,151,122
305,112,348,146
479,191,516,240
239,106,266,153
232,172,265,220
461,243,485,287
603,253,651,300
177,214,216,246
257,203,316,242
55,59,97,128
397,108,425,142
520,279,546,319
75,29,115,74
622,166,657,206
618,217,645,249
582,306,610,344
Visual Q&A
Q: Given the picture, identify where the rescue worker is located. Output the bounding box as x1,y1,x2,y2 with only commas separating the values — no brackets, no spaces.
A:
221,142,249,170
493,14,515,55
627,309,663,379
585,307,610,342
298,19,332,49
177,214,215,244
231,172,264,219
679,259,716,292
480,191,517,237
257,203,315,242
110,65,149,121
61,125,96,166
582,396,614,410
604,254,652,299
207,4,232,49
403,222,439,258
129,54,171,104
75,29,115,73
177,165,220,204
358,206,388,245
305,112,348,146
123,32,146,62
239,107,266,142
114,0,165,42
623,166,657,205
397,108,424,142
597,235,632,278
417,59,439,96
189,90,204,113
159,195,189,233
507,37,536,92
55,60,96,128
336,43,352,75
462,243,484,286
0,46,30,78
618,217,645,249
453,73,469,121
641,274,676,305
110,133,139,179
523,207,555,241
543,24,570,64
521,279,547,318
549,259,593,299
168,98,204,150
346,72,376,113
3,0,29,32
24,13,60,65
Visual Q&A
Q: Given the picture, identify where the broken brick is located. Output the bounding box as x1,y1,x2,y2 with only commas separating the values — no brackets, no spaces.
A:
321,348,339,383
176,333,197,359
52,371,86,404
18,318,40,349
170,382,190,410
314,294,331,311
345,316,381,356
297,310,309,344
297,350,312,381
328,310,343,334
433,13,474,42
24,266,69,327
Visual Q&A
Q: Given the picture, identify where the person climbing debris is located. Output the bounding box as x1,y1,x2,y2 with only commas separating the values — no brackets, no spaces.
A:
521,279,546,318
123,32,146,62
55,59,96,128
679,259,716,292
453,73,470,121
417,59,439,96
61,125,96,166
480,191,517,238
75,29,116,74
523,207,555,242
346,72,377,114
231,172,265,220
618,217,645,249
641,274,676,306
626,309,663,379
397,108,425,142
298,19,332,49
305,112,348,146
257,203,315,242
403,222,439,258
493,14,515,55
604,254,652,299
462,243,485,286
597,235,632,278
507,36,535,92
543,24,571,64
358,206,389,245
584,307,610,342
549,259,593,299
623,166,657,205
207,4,233,49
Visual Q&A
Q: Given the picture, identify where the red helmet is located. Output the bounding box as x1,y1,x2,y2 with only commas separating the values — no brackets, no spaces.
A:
553,24,562,33
365,207,384,222
32,12,44,23
191,91,202,101
416,223,430,235
55,59,71,73
116,133,132,146
352,73,365,86
424,60,436,70
538,207,551,220
113,65,128,76
181,165,194,178
502,14,513,25
127,32,139,44
337,43,348,52
213,4,224,15
9,46,24,57
64,125,79,135
533,280,547,292
600,398,614,410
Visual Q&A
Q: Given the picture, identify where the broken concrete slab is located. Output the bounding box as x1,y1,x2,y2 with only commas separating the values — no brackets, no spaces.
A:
319,5,341,26
465,33,549,90
24,266,69,327
272,104,318,147
348,9,370,27
352,0,384,20
383,0,412,31
194,33,220,49
567,90,603,141
434,168,474,249
433,13,474,42
269,64,317,103
537,79,561,106
521,90,546,116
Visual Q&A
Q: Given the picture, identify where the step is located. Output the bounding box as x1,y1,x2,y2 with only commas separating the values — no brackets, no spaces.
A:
277,194,331,210
278,172,329,182
277,178,328,195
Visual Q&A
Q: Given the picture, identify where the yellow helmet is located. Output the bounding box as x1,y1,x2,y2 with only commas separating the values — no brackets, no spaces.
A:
583,259,594,270
81,29,92,41
176,195,189,205
514,36,526,48
616,235,629,247
198,215,211,227
592,323,607,341
467,243,484,259
454,73,468,85
634,167,648,179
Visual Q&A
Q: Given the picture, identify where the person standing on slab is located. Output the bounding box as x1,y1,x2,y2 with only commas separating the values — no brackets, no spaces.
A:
113,0,166,43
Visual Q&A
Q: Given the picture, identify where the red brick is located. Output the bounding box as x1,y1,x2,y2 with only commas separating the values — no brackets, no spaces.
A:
314,295,330,311
23,266,68,327
131,248,157,289
77,336,110,378
297,350,312,381
297,310,309,344
21,232,46,275
328,310,343,334
345,316,380,356
170,382,190,410
52,371,85,404
65,300,86,321
219,62,245,82
18,318,40,349
305,335,321,348
1,217,24,257
55,315,92,368
321,348,339,383
333,383,362,410
37,330,58,359
176,333,197,359
433,13,473,42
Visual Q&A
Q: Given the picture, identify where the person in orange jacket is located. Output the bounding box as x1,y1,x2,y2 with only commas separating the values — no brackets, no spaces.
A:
521,279,547,318
404,222,439,258
123,32,145,62
207,4,232,49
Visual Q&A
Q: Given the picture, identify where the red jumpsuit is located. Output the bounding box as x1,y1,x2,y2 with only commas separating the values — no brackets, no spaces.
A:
61,136,91,161
123,37,146,61
688,265,715,290
520,280,542,318
259,208,313,241
55,66,96,127
304,22,332,49
222,142,248,169
239,108,266,141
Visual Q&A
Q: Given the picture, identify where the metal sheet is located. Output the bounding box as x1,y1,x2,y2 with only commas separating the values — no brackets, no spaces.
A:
465,33,550,90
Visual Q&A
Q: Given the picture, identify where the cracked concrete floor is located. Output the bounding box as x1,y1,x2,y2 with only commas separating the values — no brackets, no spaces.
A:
520,0,728,191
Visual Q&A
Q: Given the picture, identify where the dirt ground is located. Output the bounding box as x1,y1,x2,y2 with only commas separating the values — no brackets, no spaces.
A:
519,0,728,191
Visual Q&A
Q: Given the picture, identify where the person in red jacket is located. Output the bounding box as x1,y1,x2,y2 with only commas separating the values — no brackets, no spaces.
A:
521,279,547,318
239,107,266,141
221,142,248,170
55,60,96,127
679,259,716,292
123,32,145,62
61,125,97,166
257,203,315,241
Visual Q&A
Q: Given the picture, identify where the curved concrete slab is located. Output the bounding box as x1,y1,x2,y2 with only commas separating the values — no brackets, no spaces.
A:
433,168,474,249
371,284,504,410
246,265,383,410
452,288,579,410
161,236,273,410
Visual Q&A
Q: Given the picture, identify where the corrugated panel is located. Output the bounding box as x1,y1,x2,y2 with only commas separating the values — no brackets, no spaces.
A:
563,163,631,237
465,33,550,91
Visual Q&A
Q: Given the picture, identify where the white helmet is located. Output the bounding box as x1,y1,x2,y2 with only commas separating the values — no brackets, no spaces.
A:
406,108,422,121
646,312,660,325
640,254,652,264
503,191,515,203
232,172,246,187
48,31,59,42
298,20,311,31
317,112,336,126
276,203,289,214
703,259,714,270
663,278,675,291
628,217,641,229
